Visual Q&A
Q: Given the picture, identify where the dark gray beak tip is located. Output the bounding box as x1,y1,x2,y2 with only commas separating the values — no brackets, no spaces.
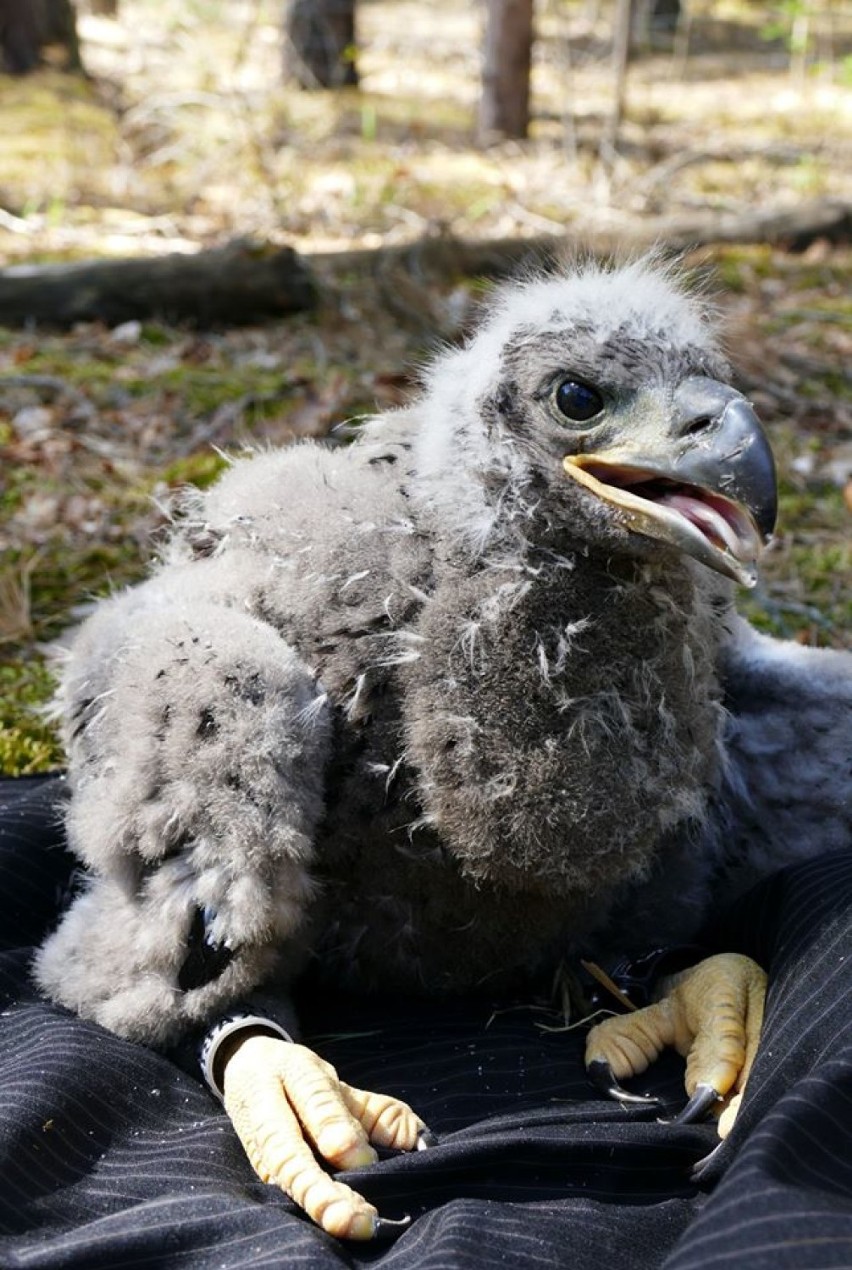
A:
730,401,777,542
675,381,778,542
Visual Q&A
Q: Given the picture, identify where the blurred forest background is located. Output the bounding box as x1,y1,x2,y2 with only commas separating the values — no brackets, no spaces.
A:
0,0,850,773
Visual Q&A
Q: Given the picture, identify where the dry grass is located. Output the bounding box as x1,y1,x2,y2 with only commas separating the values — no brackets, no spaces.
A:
0,0,849,261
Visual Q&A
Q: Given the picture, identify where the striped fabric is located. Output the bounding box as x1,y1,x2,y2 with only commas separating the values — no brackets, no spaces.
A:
1,776,850,1268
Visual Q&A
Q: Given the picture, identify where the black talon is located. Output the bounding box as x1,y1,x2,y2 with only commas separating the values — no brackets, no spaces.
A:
416,1128,439,1149
587,1059,661,1106
177,906,236,992
690,1140,726,1183
372,1215,412,1240
671,1082,722,1125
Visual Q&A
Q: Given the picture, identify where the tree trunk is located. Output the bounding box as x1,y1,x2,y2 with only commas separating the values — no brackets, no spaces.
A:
283,0,358,90
0,240,317,329
0,0,42,72
631,0,681,50
603,0,633,152
479,0,534,141
0,0,83,73
43,0,82,68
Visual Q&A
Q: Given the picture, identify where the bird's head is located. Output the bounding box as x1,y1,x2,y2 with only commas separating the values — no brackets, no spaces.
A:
410,258,776,588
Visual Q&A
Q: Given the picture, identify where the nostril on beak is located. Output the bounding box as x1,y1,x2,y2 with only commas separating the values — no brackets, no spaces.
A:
673,378,741,441
680,416,714,438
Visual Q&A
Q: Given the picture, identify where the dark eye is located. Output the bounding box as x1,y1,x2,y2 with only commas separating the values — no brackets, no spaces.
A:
554,379,604,423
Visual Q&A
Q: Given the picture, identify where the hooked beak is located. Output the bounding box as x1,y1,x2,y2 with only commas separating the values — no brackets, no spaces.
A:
562,378,777,588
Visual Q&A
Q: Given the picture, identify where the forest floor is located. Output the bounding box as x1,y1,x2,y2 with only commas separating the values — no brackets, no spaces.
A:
1,0,850,773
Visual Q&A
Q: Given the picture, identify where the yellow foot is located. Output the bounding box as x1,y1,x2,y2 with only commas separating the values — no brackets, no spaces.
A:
221,1034,433,1239
585,952,767,1135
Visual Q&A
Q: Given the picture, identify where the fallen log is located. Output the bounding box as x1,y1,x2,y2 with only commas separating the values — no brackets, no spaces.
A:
312,198,852,283
0,239,317,329
0,199,846,331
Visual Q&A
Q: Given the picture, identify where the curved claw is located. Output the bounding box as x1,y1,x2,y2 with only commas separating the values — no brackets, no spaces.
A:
373,1215,412,1240
669,1081,722,1125
690,1139,726,1183
587,1058,661,1106
417,1128,440,1149
221,1034,429,1240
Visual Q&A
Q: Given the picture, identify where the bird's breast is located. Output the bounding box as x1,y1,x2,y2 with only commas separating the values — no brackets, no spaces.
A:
400,553,725,901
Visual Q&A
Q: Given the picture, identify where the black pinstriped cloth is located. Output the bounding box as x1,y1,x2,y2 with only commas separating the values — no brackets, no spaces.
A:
1,775,850,1268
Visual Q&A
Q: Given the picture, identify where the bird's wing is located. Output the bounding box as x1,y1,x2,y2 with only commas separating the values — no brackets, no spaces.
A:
714,615,852,901
34,561,331,1048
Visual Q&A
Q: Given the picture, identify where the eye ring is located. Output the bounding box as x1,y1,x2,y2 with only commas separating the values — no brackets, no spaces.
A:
553,378,604,424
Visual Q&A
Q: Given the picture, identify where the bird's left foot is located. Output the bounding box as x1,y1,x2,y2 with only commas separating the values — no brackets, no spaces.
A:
220,1034,432,1239
585,952,766,1135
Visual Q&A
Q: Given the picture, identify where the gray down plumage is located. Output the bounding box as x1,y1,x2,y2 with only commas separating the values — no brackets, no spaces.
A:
35,259,852,1049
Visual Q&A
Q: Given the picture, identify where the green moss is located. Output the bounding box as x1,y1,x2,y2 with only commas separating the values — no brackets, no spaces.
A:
161,450,229,489
712,244,777,289
789,540,852,618
0,466,28,517
797,371,852,401
157,367,290,417
140,324,176,346
0,660,64,775
739,579,850,645
742,480,851,646
12,352,141,394
782,482,845,527
816,371,852,399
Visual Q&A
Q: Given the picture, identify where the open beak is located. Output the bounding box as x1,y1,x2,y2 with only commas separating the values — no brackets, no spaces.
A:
562,378,777,588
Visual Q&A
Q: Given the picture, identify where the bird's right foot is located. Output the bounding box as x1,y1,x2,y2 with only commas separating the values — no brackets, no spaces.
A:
220,1034,434,1239
585,952,767,1135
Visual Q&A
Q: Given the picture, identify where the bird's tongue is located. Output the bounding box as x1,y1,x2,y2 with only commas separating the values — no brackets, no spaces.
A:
656,490,747,560
563,458,765,581
577,464,759,564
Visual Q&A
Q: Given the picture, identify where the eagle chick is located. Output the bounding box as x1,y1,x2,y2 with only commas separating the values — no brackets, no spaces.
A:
35,258,852,1239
